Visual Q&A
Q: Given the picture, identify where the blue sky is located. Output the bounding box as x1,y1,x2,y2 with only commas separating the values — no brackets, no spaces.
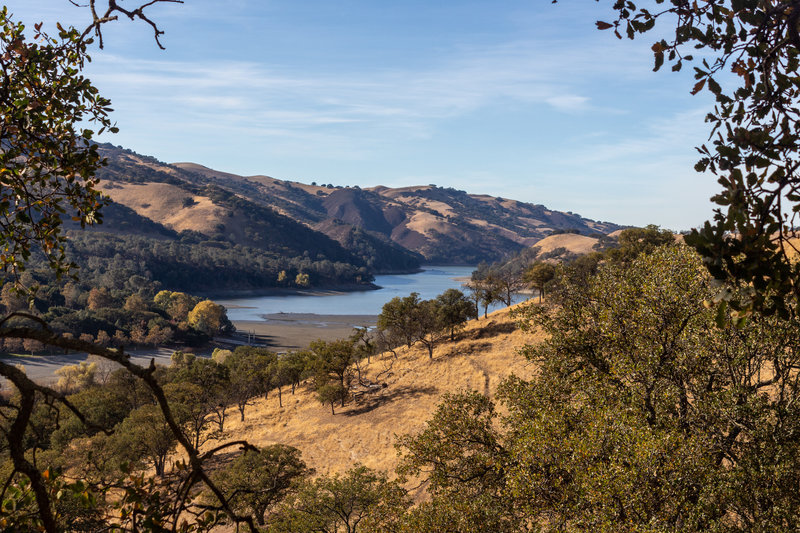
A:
9,1,720,230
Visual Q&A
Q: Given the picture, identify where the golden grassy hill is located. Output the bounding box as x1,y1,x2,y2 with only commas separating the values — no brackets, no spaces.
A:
207,304,540,482
531,233,601,256
98,181,229,235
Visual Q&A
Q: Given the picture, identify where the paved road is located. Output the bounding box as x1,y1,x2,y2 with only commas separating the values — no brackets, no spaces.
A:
0,348,177,387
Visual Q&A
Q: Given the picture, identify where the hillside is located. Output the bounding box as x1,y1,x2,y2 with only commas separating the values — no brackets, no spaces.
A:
205,304,539,485
530,232,605,256
171,159,623,264
92,144,621,266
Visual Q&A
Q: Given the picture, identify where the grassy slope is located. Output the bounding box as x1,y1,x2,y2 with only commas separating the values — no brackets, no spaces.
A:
208,304,541,487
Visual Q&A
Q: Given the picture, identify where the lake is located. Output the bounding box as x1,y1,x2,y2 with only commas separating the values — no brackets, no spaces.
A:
217,265,478,321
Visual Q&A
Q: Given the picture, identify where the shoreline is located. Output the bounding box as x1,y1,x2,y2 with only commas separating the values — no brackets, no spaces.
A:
232,313,378,352
201,282,380,300
197,265,478,300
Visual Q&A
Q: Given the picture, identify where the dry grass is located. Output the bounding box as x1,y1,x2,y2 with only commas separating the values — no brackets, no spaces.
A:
532,233,601,255
99,180,258,241
204,304,541,479
99,181,228,235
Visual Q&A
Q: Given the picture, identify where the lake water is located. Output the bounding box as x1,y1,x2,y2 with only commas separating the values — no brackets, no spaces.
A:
217,265,477,320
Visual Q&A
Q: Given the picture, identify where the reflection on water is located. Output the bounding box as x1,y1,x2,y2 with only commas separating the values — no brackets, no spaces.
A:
217,266,476,321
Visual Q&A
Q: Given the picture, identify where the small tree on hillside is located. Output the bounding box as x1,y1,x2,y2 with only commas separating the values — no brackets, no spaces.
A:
164,381,214,449
316,382,347,415
111,404,184,477
412,299,448,359
271,359,293,408
489,269,526,307
468,277,503,319
377,293,421,348
373,327,402,359
435,289,476,341
224,348,275,420
283,350,310,394
524,262,556,303
310,339,355,410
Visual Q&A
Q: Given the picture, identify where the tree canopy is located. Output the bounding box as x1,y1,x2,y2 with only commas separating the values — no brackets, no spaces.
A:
397,243,800,530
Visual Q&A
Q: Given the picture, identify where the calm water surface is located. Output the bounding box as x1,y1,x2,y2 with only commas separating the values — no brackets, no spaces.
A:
217,265,476,320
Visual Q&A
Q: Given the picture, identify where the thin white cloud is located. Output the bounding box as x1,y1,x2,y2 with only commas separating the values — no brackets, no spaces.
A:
545,95,590,112
87,35,621,138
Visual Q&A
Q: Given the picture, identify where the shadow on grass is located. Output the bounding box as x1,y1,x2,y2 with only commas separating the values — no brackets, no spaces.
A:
343,384,437,417
467,320,517,340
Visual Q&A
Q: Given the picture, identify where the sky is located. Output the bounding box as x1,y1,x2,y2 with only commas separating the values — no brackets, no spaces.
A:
7,1,722,230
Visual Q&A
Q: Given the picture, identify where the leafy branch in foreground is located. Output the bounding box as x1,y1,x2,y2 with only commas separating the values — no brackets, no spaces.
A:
0,313,260,532
0,3,267,531
592,0,800,317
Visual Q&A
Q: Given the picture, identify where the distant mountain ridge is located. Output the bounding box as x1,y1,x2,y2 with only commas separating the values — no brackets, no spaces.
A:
93,144,623,268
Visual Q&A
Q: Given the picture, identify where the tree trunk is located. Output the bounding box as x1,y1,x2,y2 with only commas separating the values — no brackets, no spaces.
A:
330,401,335,415
215,408,226,433
278,386,282,408
239,403,246,422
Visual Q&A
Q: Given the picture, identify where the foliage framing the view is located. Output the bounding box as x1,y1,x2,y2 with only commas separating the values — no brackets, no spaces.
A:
596,0,800,316
0,8,112,283
0,3,269,532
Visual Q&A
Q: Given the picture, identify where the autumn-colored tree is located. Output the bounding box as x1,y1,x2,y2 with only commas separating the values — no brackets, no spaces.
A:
86,287,113,310
22,338,43,356
146,324,171,346
95,330,111,347
123,293,148,313
154,290,196,322
54,361,96,394
187,299,226,336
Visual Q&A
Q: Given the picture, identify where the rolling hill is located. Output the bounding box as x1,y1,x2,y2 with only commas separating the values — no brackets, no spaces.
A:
91,144,622,270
